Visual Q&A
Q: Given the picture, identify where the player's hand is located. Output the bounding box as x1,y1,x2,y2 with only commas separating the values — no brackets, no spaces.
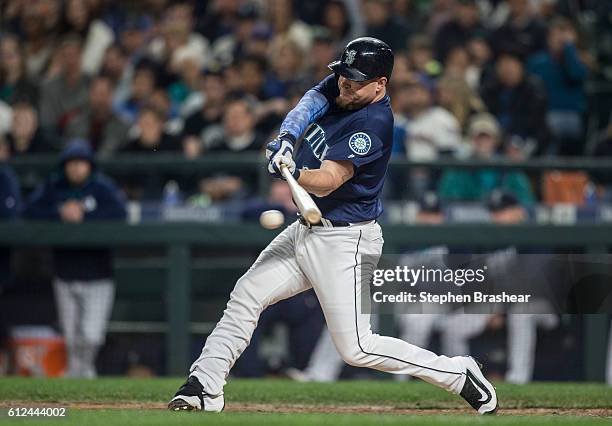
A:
269,153,300,180
266,132,299,180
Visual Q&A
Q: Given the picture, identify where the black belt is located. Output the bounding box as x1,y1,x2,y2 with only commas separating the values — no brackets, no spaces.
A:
298,214,373,228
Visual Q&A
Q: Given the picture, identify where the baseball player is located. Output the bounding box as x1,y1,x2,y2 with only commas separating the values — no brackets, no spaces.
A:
168,37,498,415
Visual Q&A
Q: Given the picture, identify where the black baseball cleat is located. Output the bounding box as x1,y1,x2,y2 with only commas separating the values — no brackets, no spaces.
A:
459,356,498,415
168,376,225,412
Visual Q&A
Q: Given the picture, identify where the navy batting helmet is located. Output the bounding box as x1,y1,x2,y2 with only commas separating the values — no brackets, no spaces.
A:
328,37,394,82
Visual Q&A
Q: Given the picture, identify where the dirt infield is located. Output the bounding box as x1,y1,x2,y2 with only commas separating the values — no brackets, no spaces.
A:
3,401,612,417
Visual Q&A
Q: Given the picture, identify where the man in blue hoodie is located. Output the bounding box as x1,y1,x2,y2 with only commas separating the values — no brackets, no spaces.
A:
527,17,588,156
24,140,127,378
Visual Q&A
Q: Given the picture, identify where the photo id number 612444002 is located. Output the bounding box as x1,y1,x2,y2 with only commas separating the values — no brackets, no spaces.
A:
6,407,67,417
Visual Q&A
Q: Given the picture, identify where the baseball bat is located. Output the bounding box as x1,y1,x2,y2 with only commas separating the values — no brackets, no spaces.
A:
281,164,322,224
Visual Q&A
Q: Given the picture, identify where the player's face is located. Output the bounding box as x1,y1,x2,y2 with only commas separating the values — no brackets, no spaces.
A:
336,75,387,109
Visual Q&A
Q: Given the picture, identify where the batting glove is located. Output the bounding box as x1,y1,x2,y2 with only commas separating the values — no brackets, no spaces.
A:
266,132,300,180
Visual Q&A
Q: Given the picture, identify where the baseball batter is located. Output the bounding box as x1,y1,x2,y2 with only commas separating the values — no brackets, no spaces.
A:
168,37,498,415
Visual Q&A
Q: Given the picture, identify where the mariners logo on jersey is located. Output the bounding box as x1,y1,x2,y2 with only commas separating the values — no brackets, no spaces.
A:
348,132,372,155
303,123,328,161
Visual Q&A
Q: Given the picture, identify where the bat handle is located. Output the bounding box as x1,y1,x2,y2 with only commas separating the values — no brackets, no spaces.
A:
280,164,292,181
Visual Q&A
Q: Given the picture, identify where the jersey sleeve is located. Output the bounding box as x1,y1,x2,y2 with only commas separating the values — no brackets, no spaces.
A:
312,74,340,105
324,127,385,168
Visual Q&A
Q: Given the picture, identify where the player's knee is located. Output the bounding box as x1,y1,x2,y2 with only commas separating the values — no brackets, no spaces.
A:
341,349,369,367
229,276,268,313
335,343,368,367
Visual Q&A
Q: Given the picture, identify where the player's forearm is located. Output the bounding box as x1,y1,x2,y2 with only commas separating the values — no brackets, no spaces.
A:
298,160,354,197
297,169,340,197
280,90,329,140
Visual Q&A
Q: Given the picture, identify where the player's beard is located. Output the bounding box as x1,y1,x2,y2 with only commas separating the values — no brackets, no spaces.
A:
336,94,362,110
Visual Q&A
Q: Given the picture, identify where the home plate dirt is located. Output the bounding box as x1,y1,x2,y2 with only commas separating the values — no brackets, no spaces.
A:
3,401,612,417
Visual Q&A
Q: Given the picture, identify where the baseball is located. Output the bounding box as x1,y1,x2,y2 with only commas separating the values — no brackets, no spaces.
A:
259,209,285,230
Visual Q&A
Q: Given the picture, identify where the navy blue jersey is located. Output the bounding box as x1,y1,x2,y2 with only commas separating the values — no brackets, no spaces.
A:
294,75,394,222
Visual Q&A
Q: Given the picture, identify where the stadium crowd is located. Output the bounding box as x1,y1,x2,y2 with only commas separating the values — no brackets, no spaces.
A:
1,0,611,213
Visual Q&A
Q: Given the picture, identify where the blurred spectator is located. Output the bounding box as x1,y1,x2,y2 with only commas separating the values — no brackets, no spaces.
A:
362,0,413,52
389,81,411,152
246,23,274,59
196,0,243,43
181,70,227,158
436,74,486,133
118,104,182,201
392,53,419,88
101,44,129,88
62,0,114,76
150,88,174,122
415,190,444,225
117,15,151,61
21,7,57,79
202,97,265,153
237,55,268,100
115,60,157,123
0,34,38,105
1,0,24,34
100,44,134,109
223,62,245,95
438,113,535,205
392,0,427,34
442,46,471,80
489,0,547,59
487,189,528,223
189,176,245,207
266,36,308,98
527,18,588,156
402,77,461,198
147,2,211,83
6,101,54,156
211,3,260,67
122,106,180,154
168,52,201,112
465,35,494,88
39,35,90,144
426,0,456,37
187,97,265,204
407,35,442,82
23,140,127,378
403,78,461,161
480,50,549,155
321,0,362,50
266,37,306,98
64,75,129,158
306,28,338,85
267,0,313,52
433,0,485,63
0,101,12,137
